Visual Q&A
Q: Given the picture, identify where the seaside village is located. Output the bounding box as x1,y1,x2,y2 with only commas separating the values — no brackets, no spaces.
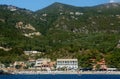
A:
0,51,118,74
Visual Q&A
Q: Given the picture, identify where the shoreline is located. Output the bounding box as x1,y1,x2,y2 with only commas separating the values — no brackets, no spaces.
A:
12,71,120,75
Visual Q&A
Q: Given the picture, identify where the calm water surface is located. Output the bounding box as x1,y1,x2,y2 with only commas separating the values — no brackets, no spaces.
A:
0,74,120,79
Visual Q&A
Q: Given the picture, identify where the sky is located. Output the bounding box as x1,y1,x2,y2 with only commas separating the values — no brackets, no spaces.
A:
0,0,119,11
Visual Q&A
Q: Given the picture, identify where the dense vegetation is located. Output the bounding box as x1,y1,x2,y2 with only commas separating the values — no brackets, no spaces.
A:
0,3,120,68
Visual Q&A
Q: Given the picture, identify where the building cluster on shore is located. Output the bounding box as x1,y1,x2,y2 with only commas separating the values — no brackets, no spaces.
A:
0,58,79,72
0,51,119,74
0,58,118,73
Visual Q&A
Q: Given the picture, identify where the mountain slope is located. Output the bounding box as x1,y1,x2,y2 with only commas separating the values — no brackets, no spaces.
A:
0,3,120,68
35,2,120,34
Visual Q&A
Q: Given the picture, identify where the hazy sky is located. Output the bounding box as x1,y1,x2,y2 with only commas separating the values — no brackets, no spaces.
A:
0,0,119,11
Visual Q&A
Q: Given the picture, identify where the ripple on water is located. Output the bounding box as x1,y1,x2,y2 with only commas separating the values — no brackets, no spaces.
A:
0,74,120,79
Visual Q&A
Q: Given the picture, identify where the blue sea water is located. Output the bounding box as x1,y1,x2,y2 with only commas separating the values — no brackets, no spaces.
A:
0,74,120,79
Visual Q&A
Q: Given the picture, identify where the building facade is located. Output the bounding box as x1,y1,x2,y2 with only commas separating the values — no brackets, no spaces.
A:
35,58,51,70
56,59,78,70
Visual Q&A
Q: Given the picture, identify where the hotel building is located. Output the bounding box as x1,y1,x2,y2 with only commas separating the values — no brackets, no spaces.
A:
56,59,78,69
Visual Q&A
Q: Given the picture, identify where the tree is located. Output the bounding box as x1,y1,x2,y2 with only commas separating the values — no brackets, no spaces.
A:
15,65,22,69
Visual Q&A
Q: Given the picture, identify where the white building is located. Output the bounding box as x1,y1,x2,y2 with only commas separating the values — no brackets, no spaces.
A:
24,51,41,55
35,58,51,70
56,59,78,69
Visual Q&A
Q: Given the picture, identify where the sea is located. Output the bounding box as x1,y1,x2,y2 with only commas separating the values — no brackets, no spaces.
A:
0,74,120,79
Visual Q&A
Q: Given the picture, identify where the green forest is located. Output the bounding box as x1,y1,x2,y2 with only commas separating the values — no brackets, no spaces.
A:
0,3,120,69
